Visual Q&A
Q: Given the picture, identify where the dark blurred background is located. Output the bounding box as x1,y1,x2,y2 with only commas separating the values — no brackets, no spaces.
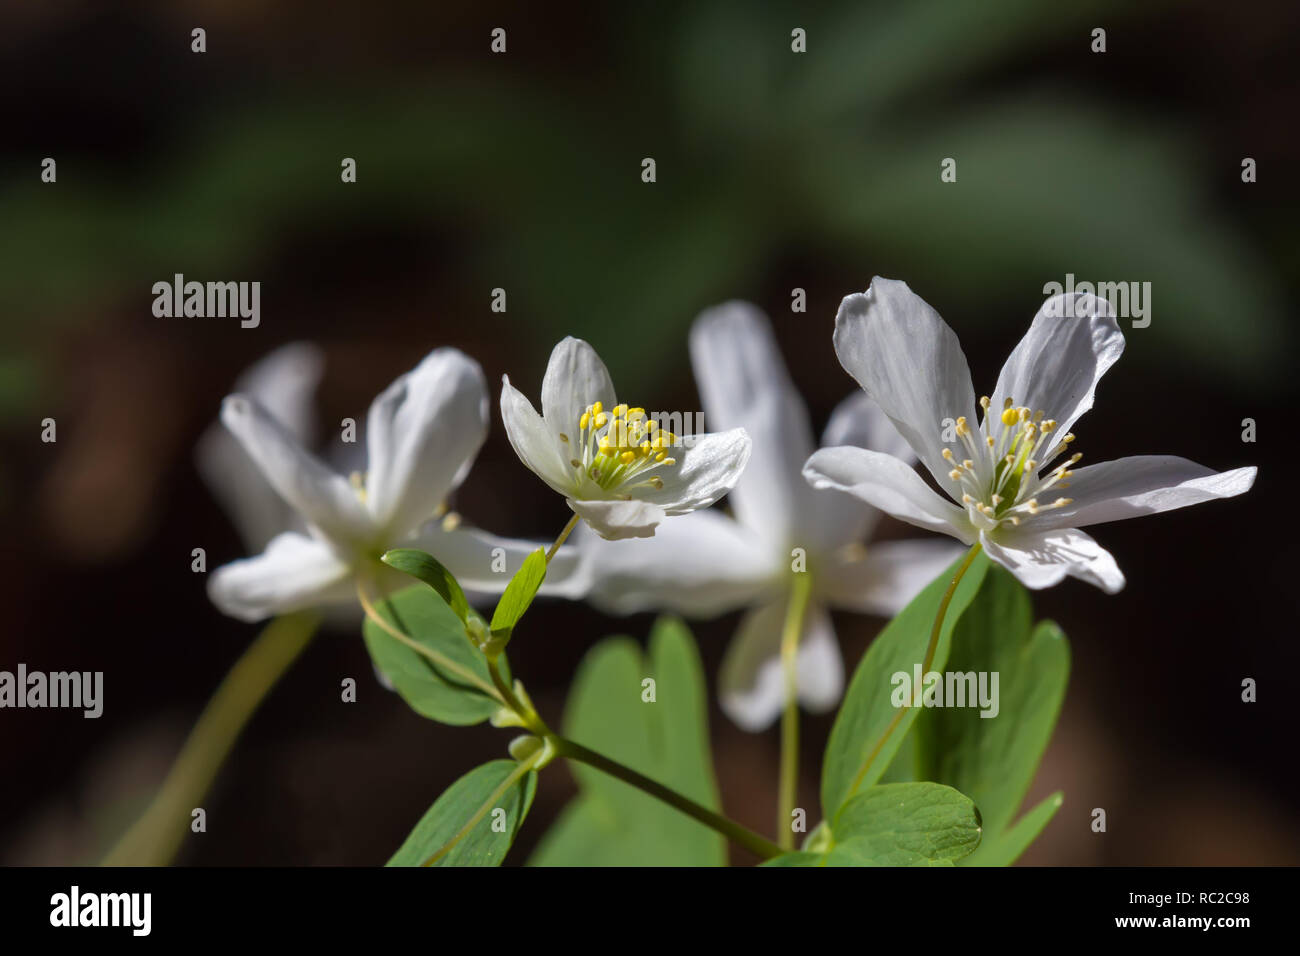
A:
1,0,1296,865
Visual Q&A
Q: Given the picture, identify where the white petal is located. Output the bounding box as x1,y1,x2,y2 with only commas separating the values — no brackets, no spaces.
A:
567,497,666,540
410,521,589,602
821,538,967,616
577,511,776,616
833,278,978,495
803,446,971,541
810,390,915,550
821,390,916,465
981,526,1125,594
991,292,1123,458
500,375,574,494
208,532,354,622
1037,456,1256,530
197,344,324,551
719,600,843,732
234,342,324,443
689,302,817,547
637,428,753,514
220,394,373,549
541,337,617,444
365,349,489,537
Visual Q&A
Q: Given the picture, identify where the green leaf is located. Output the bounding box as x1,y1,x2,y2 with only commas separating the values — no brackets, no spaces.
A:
529,617,725,866
829,782,982,866
972,792,1063,868
488,548,548,649
362,584,504,726
913,565,1069,865
388,760,537,867
821,551,989,820
764,783,982,867
381,548,470,624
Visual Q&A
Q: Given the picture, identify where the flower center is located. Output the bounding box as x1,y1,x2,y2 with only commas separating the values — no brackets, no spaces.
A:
942,395,1080,531
560,401,678,496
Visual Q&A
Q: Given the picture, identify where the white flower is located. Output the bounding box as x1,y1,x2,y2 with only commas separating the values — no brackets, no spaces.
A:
209,347,585,622
197,342,325,552
575,305,964,730
804,278,1257,594
499,336,752,540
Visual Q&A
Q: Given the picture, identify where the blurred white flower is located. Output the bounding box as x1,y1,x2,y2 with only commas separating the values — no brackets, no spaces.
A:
207,347,584,623
197,343,324,552
499,336,752,540
805,277,1256,593
576,305,963,731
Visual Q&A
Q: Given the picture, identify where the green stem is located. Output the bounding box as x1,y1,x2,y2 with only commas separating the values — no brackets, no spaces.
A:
777,571,815,850
845,542,983,801
102,610,320,866
552,735,784,861
487,656,549,736
546,513,581,562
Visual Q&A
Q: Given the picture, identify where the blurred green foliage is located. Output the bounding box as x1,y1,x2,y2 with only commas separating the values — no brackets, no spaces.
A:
0,0,1284,422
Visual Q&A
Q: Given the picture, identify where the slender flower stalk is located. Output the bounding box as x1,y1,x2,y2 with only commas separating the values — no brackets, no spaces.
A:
551,737,783,861
103,611,320,865
844,543,983,802
777,570,814,849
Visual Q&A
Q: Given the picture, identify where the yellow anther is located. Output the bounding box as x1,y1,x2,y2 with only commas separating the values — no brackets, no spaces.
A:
1061,433,1075,444
655,451,666,462
662,457,677,466
591,401,603,415
579,412,590,431
648,476,663,489
1000,407,1019,426
980,395,991,409
620,451,636,464
441,511,462,531
950,469,963,480
612,404,627,417
991,494,1003,505
942,448,955,461
595,412,608,428
962,459,974,470
1041,420,1056,432
628,407,646,420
